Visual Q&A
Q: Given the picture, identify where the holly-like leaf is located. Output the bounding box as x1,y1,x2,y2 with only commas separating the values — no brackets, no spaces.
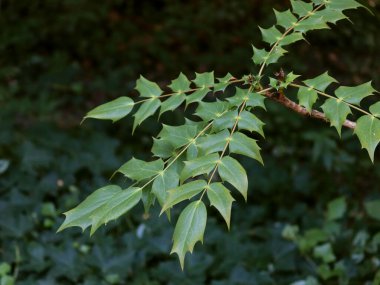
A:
187,142,198,161
58,185,122,232
161,180,207,213
260,26,282,45
133,98,161,132
90,187,142,235
195,101,230,122
135,75,163,98
228,87,266,110
218,156,248,200
294,16,329,33
171,201,207,270
291,0,313,17
186,88,210,106
316,8,348,24
169,73,192,93
252,46,269,65
117,158,164,181
238,111,265,137
160,93,186,116
158,124,198,149
152,168,179,207
327,0,364,10
370,102,380,117
84,97,134,122
297,86,318,113
180,153,219,182
335,82,376,105
280,32,304,46
152,138,175,159
214,73,235,92
193,72,214,88
354,115,380,162
230,132,263,164
207,183,235,229
274,9,298,29
321,98,351,136
303,72,338,92
198,130,230,155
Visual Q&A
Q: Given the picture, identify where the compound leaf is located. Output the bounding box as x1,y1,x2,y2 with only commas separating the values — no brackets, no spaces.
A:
171,201,207,270
207,183,235,229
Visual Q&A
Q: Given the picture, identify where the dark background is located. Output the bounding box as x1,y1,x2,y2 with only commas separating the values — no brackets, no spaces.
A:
1,1,380,284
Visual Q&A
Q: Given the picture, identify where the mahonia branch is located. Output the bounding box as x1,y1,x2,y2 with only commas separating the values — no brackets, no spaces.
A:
263,89,357,129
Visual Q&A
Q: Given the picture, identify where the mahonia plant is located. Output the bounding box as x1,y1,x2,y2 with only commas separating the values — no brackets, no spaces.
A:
58,0,379,269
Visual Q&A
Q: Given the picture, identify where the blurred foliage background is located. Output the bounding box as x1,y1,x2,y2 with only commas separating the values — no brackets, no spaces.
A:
1,0,380,284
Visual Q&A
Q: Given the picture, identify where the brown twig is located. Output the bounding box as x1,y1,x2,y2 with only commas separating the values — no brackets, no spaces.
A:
263,89,357,129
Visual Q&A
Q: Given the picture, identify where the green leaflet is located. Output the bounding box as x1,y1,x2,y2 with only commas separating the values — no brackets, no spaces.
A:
297,86,318,113
135,75,163,98
193,72,214,88
180,153,220,182
84,97,134,123
335,82,376,105
152,138,175,159
58,185,142,236
218,156,248,201
321,98,351,136
227,87,266,110
213,110,264,136
327,0,364,10
280,32,304,46
58,185,122,232
171,201,207,270
186,142,198,161
160,93,186,116
141,187,155,214
316,8,348,24
133,98,161,132
197,130,230,155
326,197,347,221
260,26,282,45
90,187,142,235
161,180,207,213
303,72,338,92
195,101,230,122
354,115,380,162
158,124,198,149
294,17,329,33
169,73,192,92
152,168,179,207
291,0,313,17
186,88,210,106
230,132,263,164
370,102,380,117
252,45,287,66
274,9,298,29
117,158,164,181
207,183,235,229
214,73,234,92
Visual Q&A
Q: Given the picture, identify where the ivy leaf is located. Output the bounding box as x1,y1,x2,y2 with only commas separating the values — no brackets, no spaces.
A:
321,98,351,136
58,185,122,232
335,82,376,105
354,115,380,162
218,156,248,201
259,26,282,45
152,168,179,208
207,183,235,229
297,86,318,113
84,97,134,123
158,124,198,149
198,130,230,155
230,132,263,164
161,180,207,213
180,153,219,183
90,187,142,235
117,158,164,181
193,72,214,88
274,9,298,29
133,98,161,132
238,111,265,137
135,76,163,98
214,73,234,92
169,73,192,93
303,72,338,92
291,0,313,17
160,93,186,116
171,201,207,270
195,101,230,122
